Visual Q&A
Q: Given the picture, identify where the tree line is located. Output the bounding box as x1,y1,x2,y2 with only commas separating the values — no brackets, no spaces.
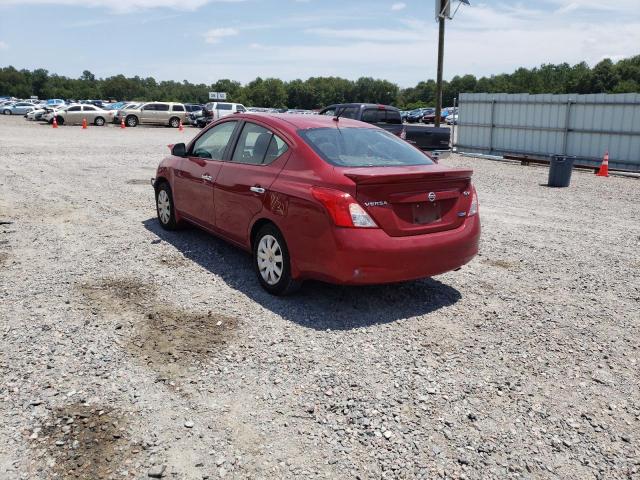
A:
1,56,638,110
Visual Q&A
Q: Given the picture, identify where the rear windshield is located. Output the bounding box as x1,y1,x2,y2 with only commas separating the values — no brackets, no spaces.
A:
298,127,433,167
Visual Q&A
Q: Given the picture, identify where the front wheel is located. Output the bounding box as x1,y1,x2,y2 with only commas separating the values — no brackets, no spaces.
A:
155,183,179,230
3,109,11,115
253,224,301,296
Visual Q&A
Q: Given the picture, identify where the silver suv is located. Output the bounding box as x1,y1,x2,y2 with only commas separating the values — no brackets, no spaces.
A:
121,102,187,128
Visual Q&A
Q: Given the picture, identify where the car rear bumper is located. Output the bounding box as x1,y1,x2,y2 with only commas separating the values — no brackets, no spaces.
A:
296,215,480,285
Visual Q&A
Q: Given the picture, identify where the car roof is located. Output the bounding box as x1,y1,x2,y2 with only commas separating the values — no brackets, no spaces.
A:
232,113,372,133
324,103,400,111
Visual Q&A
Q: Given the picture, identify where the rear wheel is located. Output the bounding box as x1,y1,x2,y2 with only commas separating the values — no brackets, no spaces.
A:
253,224,301,295
94,116,105,126
126,115,138,127
3,109,11,115
169,117,180,128
155,182,179,230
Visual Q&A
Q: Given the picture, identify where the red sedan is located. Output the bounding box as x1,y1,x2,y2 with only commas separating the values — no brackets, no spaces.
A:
152,114,480,295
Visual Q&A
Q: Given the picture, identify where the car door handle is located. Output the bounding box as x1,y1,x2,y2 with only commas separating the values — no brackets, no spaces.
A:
250,186,265,194
201,174,213,182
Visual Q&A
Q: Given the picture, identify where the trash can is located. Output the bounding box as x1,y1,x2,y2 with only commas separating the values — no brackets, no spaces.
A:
548,155,576,187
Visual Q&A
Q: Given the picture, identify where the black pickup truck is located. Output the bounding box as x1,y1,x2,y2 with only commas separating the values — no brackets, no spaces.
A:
318,103,450,154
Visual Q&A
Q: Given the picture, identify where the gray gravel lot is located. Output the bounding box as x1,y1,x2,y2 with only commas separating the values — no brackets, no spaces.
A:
1,115,639,480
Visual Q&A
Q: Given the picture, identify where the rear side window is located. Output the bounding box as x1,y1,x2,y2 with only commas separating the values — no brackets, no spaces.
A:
217,103,232,110
68,106,81,112
156,104,170,112
362,109,401,124
172,105,185,112
232,122,288,165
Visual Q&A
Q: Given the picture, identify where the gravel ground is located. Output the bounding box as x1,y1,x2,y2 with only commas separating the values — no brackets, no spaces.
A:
1,115,639,480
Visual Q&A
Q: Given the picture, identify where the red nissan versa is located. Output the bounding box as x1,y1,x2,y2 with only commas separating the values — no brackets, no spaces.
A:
152,114,480,295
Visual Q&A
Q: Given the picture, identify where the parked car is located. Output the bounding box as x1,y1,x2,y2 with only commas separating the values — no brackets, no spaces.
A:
121,102,188,128
318,103,405,138
42,105,69,123
404,108,431,123
446,114,458,125
422,110,446,124
53,104,115,126
113,102,142,123
151,114,480,295
200,102,246,126
2,102,37,115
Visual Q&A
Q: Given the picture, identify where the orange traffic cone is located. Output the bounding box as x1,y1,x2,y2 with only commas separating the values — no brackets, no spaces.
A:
82,118,87,129
178,119,184,132
52,116,58,128
596,151,609,177
120,117,126,129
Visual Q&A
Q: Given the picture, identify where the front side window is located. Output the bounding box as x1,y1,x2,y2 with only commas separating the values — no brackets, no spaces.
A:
299,127,433,168
142,104,156,111
236,105,246,112
231,122,288,165
336,106,358,119
191,121,237,160
216,103,232,110
83,106,96,111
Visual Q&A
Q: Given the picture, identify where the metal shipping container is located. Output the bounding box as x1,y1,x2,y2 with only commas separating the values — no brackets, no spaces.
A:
456,93,640,172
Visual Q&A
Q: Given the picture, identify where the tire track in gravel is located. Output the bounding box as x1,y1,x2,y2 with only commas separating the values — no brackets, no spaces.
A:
78,277,238,386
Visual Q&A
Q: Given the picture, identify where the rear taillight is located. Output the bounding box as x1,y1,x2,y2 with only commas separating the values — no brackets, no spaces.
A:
468,188,479,216
311,187,377,228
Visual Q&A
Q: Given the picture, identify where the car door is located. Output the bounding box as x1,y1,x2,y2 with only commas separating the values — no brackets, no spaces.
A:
140,104,156,123
173,120,239,227
82,105,97,122
155,104,170,125
66,105,82,123
214,121,291,246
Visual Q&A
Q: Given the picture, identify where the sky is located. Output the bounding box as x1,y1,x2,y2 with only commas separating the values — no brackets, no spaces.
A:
0,0,638,87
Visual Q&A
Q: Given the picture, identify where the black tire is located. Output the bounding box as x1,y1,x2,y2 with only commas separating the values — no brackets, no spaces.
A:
155,182,179,230
253,224,301,296
94,116,105,126
169,117,180,128
4,109,11,115
56,116,64,125
126,115,138,127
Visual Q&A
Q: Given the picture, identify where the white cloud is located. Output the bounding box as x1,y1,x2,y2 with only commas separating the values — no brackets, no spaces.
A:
0,41,8,50
204,27,239,44
0,0,245,13
391,2,406,11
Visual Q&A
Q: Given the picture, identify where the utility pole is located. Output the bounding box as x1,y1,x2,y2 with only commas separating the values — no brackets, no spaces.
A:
434,13,445,128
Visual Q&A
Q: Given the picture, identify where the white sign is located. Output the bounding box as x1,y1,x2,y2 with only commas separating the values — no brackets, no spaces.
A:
208,92,228,100
30,95,39,100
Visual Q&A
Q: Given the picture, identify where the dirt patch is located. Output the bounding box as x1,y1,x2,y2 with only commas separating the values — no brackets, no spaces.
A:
31,404,137,480
157,253,190,268
79,277,155,311
130,308,237,376
79,277,238,378
481,258,521,270
0,252,8,266
125,179,150,185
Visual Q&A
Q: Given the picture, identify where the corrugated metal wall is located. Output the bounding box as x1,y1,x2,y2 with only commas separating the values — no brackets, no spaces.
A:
456,93,640,171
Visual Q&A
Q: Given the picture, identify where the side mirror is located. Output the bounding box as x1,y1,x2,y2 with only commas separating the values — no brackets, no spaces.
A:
171,143,187,157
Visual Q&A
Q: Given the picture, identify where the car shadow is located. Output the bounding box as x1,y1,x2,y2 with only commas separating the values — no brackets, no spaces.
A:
142,218,461,331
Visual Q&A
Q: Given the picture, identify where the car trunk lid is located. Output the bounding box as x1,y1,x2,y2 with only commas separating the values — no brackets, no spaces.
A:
343,165,473,237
